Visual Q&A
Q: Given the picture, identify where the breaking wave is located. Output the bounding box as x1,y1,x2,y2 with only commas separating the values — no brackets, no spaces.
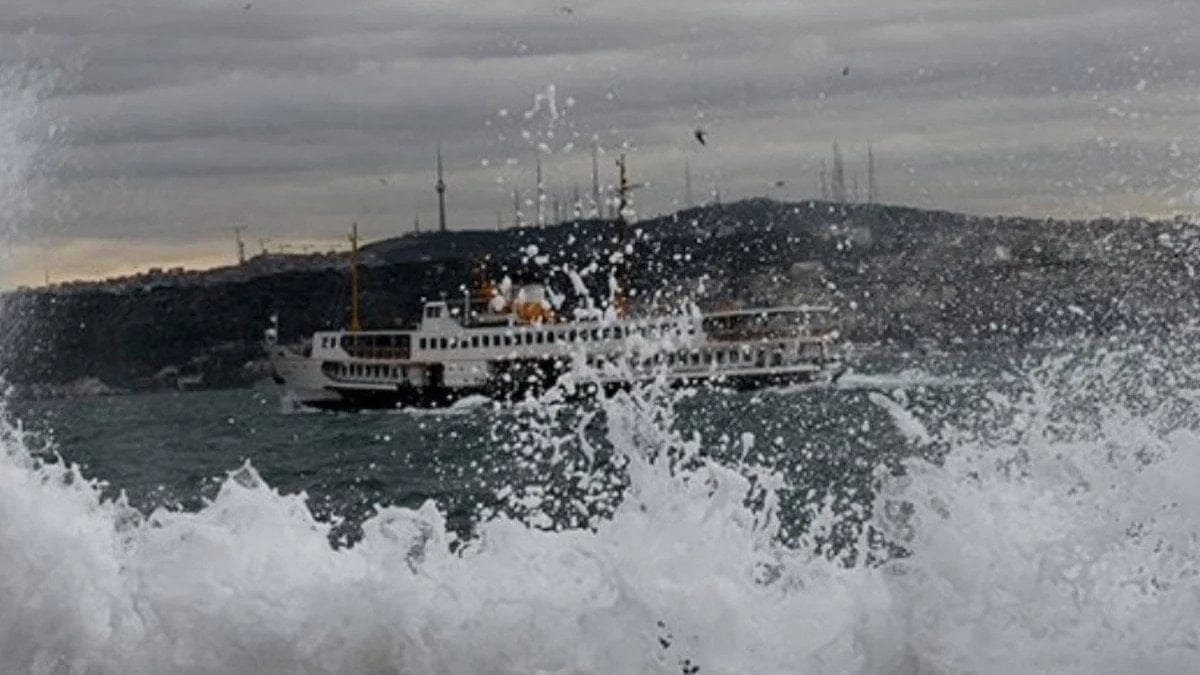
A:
2,339,1199,675
0,60,1197,675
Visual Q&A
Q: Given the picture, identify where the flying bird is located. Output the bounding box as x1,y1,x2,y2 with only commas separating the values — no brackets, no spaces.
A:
842,65,850,76
774,180,786,188
693,127,707,146
379,177,389,186
244,2,252,9
559,5,574,14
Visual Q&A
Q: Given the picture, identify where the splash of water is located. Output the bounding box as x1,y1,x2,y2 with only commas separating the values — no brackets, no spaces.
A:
1,62,1198,674
2,339,1199,674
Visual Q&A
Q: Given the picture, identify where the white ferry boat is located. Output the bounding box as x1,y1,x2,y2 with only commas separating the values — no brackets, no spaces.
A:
266,288,844,411
266,157,844,410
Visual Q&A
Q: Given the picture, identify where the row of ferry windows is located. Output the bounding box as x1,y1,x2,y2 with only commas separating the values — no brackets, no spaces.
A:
417,324,694,351
586,346,790,368
342,363,410,379
339,345,801,380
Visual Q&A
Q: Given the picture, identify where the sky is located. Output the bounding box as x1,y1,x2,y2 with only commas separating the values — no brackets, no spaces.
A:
0,0,1198,287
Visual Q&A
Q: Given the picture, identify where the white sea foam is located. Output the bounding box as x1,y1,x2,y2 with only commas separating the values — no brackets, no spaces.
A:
2,342,1199,675
1,62,1198,675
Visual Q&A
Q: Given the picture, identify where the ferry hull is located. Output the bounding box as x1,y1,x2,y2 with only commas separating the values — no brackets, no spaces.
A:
269,347,844,411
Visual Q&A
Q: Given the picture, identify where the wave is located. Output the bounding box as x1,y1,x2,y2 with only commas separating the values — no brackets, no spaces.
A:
2,340,1198,674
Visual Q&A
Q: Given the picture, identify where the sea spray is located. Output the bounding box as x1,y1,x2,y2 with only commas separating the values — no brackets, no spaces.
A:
871,339,1200,674
1,58,1199,675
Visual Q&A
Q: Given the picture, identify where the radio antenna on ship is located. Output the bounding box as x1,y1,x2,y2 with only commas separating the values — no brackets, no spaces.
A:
613,154,643,317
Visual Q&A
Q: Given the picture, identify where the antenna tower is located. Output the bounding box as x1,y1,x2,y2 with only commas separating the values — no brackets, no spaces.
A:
435,143,447,232
232,225,247,265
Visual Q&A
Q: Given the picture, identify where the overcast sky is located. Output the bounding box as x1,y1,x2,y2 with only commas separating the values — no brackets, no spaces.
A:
1,0,1198,286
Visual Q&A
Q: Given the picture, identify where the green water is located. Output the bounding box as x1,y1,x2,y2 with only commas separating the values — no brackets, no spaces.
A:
11,351,996,544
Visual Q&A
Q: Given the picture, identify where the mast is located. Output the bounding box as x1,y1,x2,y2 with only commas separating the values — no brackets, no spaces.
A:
349,221,362,332
232,225,247,265
819,159,828,201
513,188,522,228
614,154,632,317
684,159,693,207
435,143,447,233
867,144,878,204
591,143,600,216
832,141,846,203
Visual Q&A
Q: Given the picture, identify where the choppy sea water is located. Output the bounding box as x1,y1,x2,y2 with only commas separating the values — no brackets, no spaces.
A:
3,340,1198,674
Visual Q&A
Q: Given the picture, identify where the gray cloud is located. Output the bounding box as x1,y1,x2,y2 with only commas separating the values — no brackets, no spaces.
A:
1,0,1199,283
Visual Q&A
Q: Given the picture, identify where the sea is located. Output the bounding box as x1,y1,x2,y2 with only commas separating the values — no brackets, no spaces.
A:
2,337,1198,674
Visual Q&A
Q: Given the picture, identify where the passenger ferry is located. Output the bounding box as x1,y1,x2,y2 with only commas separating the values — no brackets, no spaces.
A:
266,291,844,410
265,158,844,410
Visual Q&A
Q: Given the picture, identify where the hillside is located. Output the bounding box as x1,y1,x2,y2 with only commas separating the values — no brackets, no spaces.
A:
2,199,1197,396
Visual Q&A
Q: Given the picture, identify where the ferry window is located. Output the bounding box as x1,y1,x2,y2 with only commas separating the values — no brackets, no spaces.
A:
471,336,479,348
524,333,533,345
439,338,447,350
418,338,426,350
536,332,544,344
426,306,441,319
548,332,557,344
401,367,408,378
591,329,601,341
717,351,725,365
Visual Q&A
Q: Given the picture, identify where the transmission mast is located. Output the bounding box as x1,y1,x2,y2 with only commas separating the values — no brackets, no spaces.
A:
232,225,247,265
435,143,447,232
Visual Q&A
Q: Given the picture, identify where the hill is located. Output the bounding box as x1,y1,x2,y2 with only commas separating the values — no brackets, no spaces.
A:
2,199,1197,396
